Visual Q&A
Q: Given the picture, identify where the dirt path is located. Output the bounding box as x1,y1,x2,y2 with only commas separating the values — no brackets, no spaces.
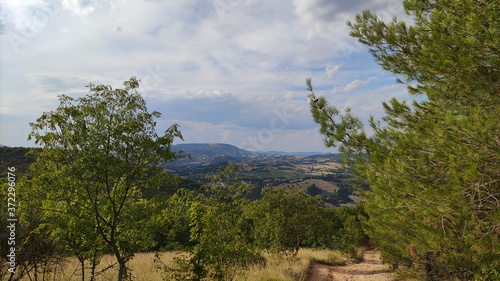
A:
306,250,396,281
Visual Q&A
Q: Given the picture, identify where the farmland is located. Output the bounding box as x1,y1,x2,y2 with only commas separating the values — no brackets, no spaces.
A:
162,143,360,206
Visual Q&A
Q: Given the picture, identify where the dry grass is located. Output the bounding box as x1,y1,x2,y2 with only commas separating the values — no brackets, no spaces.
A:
294,161,343,176
94,252,181,281
3,252,180,281
235,248,349,281
3,249,350,281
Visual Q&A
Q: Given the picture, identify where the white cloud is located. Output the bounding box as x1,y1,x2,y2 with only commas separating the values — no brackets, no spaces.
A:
0,0,413,151
293,0,408,25
326,64,340,79
344,79,371,92
62,0,96,16
221,129,230,141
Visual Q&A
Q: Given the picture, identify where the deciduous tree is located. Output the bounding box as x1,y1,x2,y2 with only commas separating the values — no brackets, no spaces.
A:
26,77,183,281
167,163,259,281
251,187,326,256
189,163,258,281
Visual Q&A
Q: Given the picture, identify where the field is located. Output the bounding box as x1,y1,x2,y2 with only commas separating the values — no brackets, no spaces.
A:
279,178,339,193
4,249,357,281
161,148,358,206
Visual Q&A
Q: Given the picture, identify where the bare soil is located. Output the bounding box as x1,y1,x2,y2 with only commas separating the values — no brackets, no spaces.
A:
305,250,396,281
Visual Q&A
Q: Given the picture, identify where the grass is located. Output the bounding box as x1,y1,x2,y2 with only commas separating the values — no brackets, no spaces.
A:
3,249,353,281
235,248,350,281
4,252,180,281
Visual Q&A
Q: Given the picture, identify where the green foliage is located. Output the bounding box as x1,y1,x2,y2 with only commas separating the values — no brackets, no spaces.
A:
330,204,369,251
309,1,500,279
25,77,183,281
148,188,197,251
168,163,261,281
250,187,328,255
0,175,67,281
0,147,40,175
306,183,322,196
164,254,203,281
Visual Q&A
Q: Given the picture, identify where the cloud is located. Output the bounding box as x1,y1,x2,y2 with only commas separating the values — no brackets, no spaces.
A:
291,0,411,61
0,0,414,151
148,88,314,131
326,64,341,78
62,0,96,16
340,79,371,93
221,129,230,141
293,0,408,25
167,119,330,153
0,0,61,40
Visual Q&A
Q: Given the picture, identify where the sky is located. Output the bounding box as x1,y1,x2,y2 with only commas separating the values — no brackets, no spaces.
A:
0,0,415,153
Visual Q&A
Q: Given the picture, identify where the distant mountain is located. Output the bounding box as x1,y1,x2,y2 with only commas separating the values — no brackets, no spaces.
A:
171,143,332,158
171,143,255,158
257,150,333,156
165,143,257,168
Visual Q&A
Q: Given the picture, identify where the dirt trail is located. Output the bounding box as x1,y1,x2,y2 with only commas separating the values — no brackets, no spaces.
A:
305,250,396,281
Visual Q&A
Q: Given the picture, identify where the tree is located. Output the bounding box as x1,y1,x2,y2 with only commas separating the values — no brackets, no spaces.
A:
26,77,183,281
148,188,196,251
1,178,64,281
308,0,500,279
330,204,369,251
306,183,322,196
167,163,259,281
251,187,326,255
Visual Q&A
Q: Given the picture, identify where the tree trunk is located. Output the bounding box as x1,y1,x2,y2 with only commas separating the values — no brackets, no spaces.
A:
112,244,127,281
81,259,85,281
90,250,97,281
117,263,127,281
293,236,301,256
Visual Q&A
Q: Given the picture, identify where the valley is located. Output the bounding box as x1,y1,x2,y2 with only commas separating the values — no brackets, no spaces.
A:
0,143,363,207
163,143,362,206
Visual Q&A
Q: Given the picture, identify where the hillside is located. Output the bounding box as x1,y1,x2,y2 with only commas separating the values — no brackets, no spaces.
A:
172,143,255,158
0,144,361,206
0,146,40,175
167,143,258,167
164,143,360,206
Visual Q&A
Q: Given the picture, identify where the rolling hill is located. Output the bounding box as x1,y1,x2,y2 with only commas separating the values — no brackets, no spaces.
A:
0,144,362,206
164,143,361,206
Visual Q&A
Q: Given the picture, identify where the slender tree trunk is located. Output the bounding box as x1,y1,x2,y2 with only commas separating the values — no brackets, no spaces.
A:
293,236,301,257
90,249,97,281
118,264,127,281
80,259,85,281
111,243,127,281
33,261,38,281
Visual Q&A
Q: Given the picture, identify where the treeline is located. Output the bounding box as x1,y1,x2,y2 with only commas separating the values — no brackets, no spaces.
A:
0,147,40,176
0,163,368,281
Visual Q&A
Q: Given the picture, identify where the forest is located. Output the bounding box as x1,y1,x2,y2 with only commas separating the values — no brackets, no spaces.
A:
1,0,500,280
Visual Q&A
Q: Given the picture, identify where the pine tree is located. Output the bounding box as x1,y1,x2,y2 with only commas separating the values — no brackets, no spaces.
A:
308,1,500,279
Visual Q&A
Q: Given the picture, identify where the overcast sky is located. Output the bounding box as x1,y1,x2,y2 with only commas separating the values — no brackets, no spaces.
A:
1,0,414,153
